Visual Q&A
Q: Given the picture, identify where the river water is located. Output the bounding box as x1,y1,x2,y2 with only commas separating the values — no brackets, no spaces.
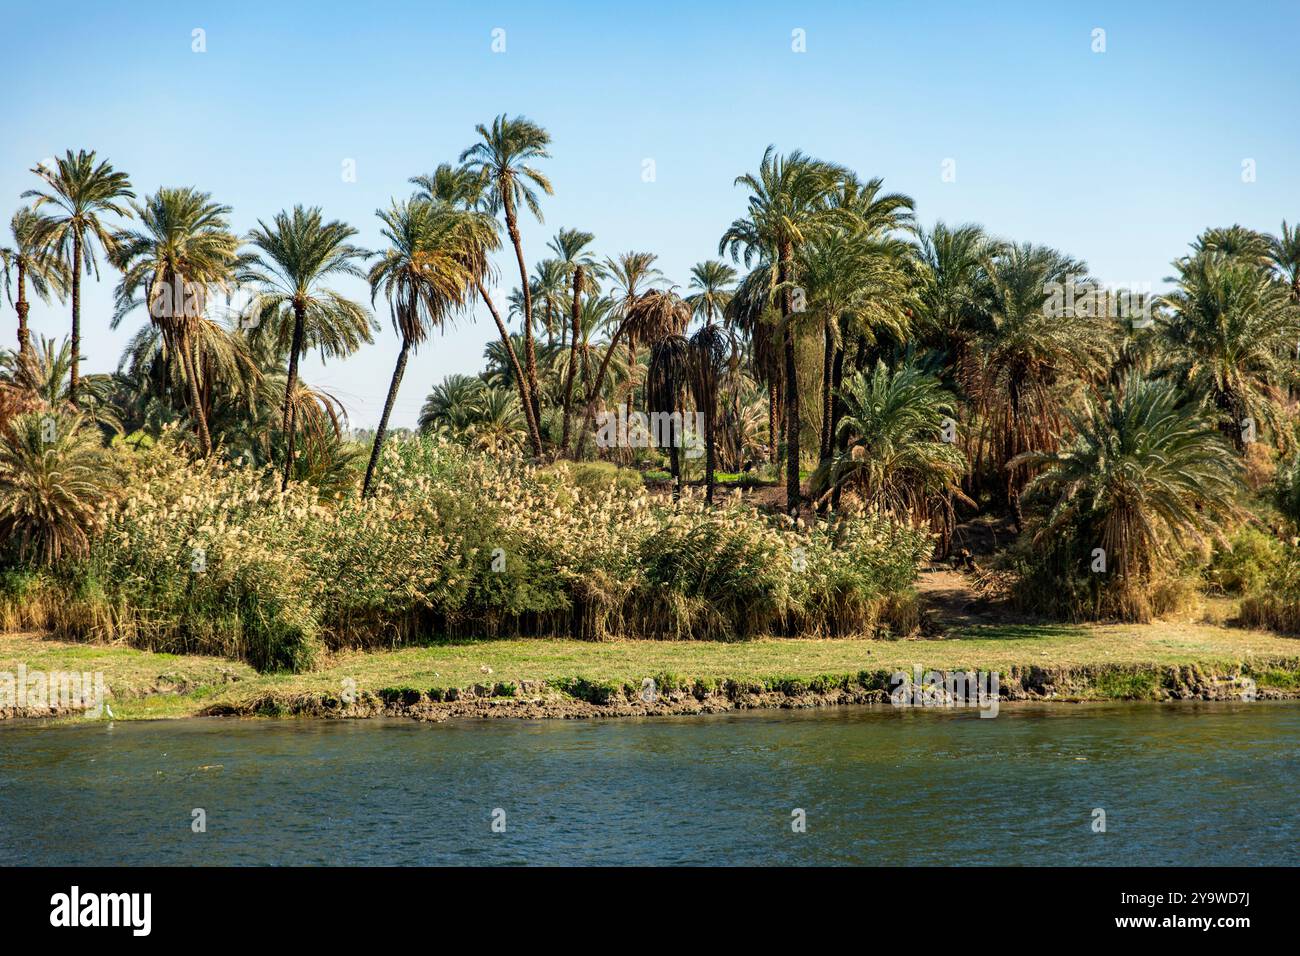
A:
2,701,1297,865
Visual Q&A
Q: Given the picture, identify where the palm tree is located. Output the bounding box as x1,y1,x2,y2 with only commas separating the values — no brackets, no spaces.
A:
2,335,120,432
411,162,542,455
2,208,69,356
975,242,1111,516
362,199,487,497
601,250,665,408
0,409,112,567
1159,251,1299,451
687,323,734,503
1269,220,1300,302
720,146,845,515
109,187,244,456
799,225,913,468
725,262,783,467
578,253,666,448
912,221,997,392
242,205,373,487
23,149,134,401
647,333,691,500
548,228,601,453
1014,375,1239,620
686,260,737,326
460,115,554,434
812,357,970,544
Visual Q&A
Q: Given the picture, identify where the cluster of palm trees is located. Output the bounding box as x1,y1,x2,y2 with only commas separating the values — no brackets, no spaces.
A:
5,124,1300,615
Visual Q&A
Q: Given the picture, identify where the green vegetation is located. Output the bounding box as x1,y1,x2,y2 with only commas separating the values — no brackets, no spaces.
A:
4,123,1300,695
4,622,1298,720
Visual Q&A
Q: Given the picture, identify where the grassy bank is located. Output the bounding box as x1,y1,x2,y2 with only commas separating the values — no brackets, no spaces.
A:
3,621,1299,721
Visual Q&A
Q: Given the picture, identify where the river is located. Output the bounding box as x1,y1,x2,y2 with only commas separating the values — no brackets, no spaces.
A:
2,701,1297,865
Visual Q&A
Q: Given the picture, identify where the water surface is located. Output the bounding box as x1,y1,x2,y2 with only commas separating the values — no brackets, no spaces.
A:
2,702,1297,865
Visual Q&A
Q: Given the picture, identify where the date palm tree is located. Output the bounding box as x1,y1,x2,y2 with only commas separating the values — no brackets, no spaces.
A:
549,228,601,453
411,163,543,455
23,149,134,401
110,187,244,456
912,221,997,390
688,323,734,503
975,242,1111,517
460,115,554,434
720,146,845,515
1269,220,1300,302
242,205,374,487
812,357,970,543
362,199,488,497
2,207,69,356
1014,375,1239,621
601,250,665,408
648,332,691,500
0,409,112,567
686,260,737,326
1159,251,1299,451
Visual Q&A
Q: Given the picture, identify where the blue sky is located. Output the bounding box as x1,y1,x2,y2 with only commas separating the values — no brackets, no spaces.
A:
3,0,1298,428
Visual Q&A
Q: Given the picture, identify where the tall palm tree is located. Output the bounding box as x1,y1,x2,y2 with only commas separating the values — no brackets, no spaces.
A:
975,242,1111,516
362,199,487,497
411,163,542,455
687,323,734,503
23,149,134,401
648,333,691,500
459,115,554,434
110,187,244,456
800,227,913,467
601,250,665,408
1160,251,1299,451
2,208,69,356
912,221,997,390
725,262,782,466
243,205,374,486
686,260,737,326
549,227,601,453
720,146,845,515
578,252,665,444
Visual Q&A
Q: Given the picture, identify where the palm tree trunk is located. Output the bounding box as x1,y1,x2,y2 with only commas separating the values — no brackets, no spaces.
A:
669,417,681,502
502,190,541,434
779,246,799,516
362,338,410,499
476,279,541,456
819,322,835,463
705,392,717,505
574,320,631,459
15,262,31,355
560,265,583,454
69,231,82,403
281,302,306,490
768,381,780,466
179,335,212,456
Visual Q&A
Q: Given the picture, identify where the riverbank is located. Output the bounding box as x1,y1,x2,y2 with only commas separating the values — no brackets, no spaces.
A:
3,621,1299,721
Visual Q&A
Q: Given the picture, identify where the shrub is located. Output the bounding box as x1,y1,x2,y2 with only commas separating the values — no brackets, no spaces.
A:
2,435,933,670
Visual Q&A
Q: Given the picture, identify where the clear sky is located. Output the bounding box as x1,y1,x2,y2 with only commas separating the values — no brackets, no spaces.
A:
4,0,1298,428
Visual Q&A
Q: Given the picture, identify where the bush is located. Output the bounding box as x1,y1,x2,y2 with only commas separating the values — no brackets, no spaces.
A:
2,435,933,670
1205,526,1283,596
1240,544,1300,634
